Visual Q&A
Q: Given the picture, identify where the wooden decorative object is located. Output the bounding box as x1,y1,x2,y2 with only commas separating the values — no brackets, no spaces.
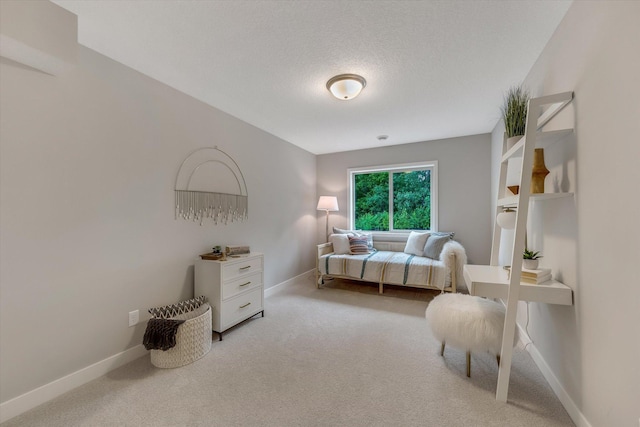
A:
200,252,226,261
531,148,550,194
507,185,520,195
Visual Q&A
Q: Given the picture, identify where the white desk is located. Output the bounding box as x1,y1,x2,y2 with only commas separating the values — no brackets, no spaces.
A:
463,265,573,306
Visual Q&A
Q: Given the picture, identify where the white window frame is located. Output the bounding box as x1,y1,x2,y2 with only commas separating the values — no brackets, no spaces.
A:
348,160,438,233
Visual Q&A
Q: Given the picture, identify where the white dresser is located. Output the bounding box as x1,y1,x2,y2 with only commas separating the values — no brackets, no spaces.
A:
194,252,264,340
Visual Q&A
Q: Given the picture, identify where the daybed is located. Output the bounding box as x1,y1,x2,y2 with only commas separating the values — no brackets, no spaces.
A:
316,231,467,294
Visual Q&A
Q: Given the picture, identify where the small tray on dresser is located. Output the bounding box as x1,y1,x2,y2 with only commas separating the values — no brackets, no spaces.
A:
200,252,225,261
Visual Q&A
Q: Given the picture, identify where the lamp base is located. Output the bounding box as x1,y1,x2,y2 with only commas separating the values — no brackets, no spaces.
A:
325,210,330,242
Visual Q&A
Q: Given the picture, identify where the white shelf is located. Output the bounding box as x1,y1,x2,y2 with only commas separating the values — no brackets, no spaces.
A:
463,265,573,306
501,128,573,163
498,192,574,207
535,91,574,130
537,128,574,150
490,90,574,402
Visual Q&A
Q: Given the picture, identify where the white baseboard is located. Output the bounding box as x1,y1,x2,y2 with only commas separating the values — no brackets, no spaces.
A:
264,269,314,298
1,269,314,423
515,322,592,427
0,344,148,423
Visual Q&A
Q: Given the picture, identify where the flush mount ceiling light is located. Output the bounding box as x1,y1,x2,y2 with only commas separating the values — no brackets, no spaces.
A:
326,74,366,100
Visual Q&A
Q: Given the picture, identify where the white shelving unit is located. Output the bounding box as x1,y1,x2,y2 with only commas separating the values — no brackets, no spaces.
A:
498,192,574,208
463,265,572,305
464,91,574,402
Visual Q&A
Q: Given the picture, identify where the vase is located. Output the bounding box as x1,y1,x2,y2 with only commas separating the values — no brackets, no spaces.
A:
531,148,549,194
523,259,539,270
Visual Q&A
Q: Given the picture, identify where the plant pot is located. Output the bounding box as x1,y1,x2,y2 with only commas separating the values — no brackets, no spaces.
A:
523,259,539,270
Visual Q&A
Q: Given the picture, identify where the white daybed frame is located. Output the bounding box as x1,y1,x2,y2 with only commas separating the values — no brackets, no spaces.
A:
316,236,464,294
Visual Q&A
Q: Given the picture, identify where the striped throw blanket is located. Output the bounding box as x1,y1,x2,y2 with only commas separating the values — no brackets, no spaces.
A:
318,250,449,290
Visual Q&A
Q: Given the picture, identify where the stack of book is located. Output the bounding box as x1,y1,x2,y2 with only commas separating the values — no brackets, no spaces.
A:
506,267,552,284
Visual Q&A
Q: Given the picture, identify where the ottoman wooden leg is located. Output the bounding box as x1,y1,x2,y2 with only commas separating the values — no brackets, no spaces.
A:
466,351,471,377
440,342,445,356
497,354,501,366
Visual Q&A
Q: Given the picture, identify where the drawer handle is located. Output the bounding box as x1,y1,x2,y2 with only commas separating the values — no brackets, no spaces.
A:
239,302,251,309
240,266,251,271
240,281,251,287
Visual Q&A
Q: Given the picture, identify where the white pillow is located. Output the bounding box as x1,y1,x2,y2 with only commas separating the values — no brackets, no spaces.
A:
403,231,430,256
329,234,351,255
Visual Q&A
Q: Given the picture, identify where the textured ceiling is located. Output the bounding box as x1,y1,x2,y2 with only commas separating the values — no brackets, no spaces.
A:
51,0,572,155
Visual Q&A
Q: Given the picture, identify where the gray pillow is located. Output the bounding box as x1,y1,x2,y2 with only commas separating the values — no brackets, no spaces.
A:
423,233,454,259
432,231,455,239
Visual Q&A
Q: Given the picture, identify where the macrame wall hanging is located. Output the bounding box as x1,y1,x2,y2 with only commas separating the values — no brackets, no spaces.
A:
174,147,248,225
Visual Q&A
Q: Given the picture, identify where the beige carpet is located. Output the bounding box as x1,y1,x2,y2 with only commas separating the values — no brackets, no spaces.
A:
3,275,574,426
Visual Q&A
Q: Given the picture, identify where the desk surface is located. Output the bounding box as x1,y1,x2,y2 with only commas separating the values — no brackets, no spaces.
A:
463,265,573,306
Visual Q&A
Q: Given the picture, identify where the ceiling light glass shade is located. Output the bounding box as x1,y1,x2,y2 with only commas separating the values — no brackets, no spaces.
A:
496,208,517,229
317,196,339,211
326,74,366,100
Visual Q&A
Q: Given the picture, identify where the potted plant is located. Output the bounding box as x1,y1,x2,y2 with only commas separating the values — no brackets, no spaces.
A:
501,85,530,149
523,248,542,270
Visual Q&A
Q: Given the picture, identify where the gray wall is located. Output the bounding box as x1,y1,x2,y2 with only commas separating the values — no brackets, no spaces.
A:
317,134,492,265
490,2,640,426
0,44,316,402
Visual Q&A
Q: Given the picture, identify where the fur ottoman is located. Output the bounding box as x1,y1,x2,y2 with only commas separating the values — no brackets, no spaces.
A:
425,293,518,377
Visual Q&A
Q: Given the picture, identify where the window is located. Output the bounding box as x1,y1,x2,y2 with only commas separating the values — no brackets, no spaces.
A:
348,161,437,232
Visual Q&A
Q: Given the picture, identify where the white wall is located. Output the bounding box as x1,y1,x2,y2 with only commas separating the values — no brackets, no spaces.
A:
0,5,316,405
490,2,640,426
317,134,492,265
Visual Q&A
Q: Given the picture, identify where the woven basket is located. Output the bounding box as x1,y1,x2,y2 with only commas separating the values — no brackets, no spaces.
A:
150,306,212,368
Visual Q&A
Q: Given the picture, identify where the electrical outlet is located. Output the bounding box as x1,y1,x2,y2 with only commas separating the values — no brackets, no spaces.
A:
128,310,139,327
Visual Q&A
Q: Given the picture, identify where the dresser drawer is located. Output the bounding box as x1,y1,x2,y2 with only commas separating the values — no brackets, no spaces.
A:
220,287,263,330
222,256,263,281
222,271,263,300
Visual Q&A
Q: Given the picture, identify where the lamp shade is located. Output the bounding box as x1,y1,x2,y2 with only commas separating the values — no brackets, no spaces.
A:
496,208,517,229
317,196,339,211
326,74,366,100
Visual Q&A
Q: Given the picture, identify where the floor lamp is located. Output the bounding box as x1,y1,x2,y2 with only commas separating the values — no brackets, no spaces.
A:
317,196,339,242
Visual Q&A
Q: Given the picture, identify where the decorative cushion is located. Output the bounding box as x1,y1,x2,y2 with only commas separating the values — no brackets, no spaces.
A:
333,227,359,236
432,231,455,239
424,233,454,259
404,231,431,256
333,227,373,250
349,235,370,254
148,296,206,319
329,234,351,255
357,232,374,250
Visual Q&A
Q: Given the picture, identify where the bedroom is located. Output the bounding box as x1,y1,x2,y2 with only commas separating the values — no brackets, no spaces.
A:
0,1,638,426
